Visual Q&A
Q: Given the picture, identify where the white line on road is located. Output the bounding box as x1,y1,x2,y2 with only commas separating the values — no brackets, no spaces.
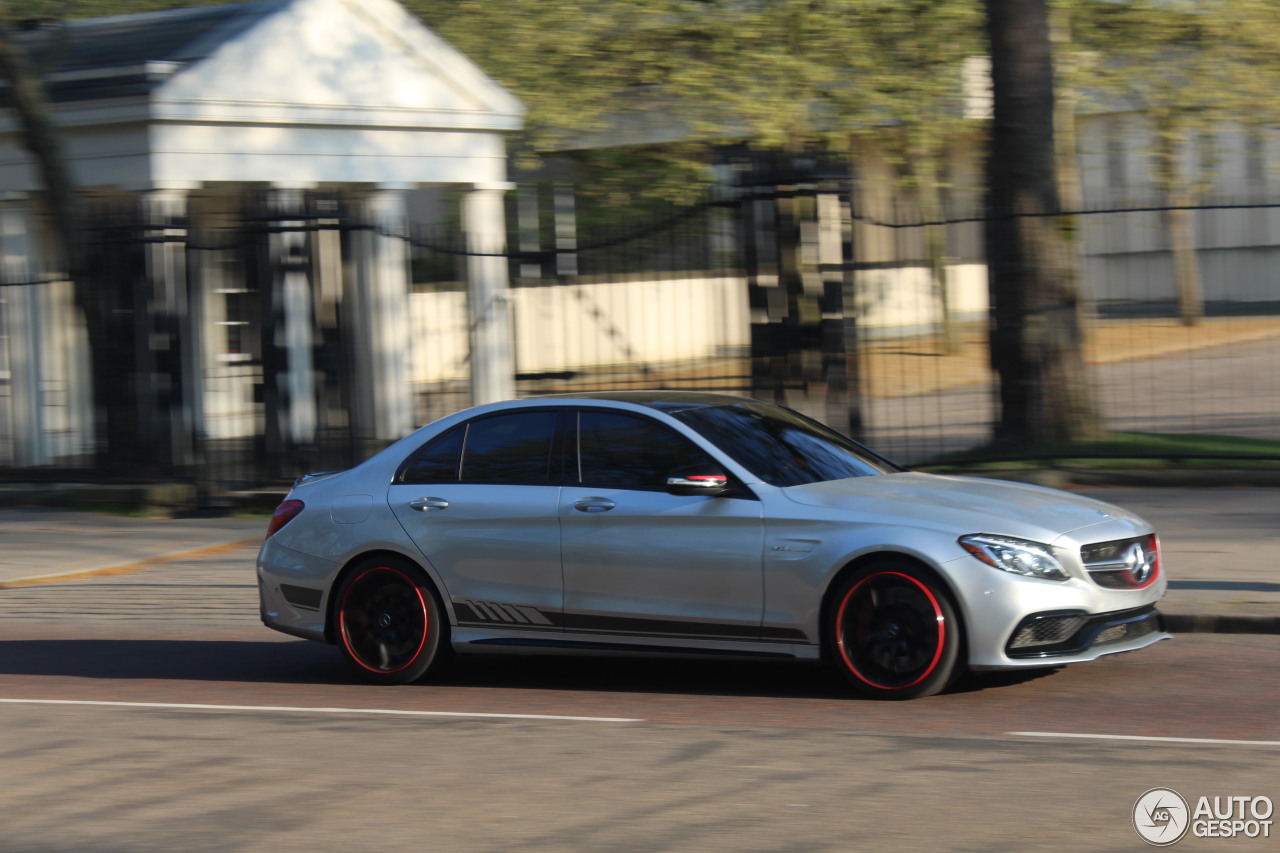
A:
0,698,642,724
1010,731,1280,747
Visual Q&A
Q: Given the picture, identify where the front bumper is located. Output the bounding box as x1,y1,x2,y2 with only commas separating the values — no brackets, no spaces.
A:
1004,605,1164,659
969,605,1170,670
941,550,1170,670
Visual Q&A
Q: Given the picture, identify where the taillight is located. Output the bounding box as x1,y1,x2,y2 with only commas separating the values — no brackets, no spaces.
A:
267,499,305,537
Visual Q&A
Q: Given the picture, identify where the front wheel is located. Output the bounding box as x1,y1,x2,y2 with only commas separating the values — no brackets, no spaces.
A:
826,560,963,700
333,557,448,685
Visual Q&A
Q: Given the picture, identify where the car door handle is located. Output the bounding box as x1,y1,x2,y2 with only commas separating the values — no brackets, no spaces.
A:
573,498,616,513
408,497,450,512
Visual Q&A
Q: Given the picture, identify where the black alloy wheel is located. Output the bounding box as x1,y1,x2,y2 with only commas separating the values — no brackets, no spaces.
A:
826,559,962,700
334,557,447,685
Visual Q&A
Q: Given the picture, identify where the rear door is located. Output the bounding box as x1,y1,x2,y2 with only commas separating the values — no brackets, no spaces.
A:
389,408,566,629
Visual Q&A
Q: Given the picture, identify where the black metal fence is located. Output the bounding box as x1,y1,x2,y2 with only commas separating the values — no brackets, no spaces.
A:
1,184,1279,503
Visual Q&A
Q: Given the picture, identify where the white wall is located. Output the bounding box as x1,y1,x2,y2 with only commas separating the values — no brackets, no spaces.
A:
1076,113,1280,304
405,268,989,388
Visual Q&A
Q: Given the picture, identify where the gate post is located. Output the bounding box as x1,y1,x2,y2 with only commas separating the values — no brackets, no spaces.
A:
744,174,863,437
140,185,196,476
817,186,863,439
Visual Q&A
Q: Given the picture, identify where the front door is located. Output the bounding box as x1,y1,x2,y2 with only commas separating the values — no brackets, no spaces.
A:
559,409,764,640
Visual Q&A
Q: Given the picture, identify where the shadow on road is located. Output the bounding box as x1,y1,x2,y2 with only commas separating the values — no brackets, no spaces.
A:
0,639,339,685
0,637,1060,700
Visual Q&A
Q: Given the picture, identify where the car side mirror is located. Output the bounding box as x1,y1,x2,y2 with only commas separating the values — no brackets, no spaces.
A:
666,464,736,497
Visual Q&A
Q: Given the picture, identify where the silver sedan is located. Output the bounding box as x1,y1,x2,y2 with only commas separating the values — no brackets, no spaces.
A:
257,391,1169,699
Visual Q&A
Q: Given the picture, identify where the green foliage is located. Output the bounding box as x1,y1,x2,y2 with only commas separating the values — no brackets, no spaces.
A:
1065,0,1280,189
416,0,985,199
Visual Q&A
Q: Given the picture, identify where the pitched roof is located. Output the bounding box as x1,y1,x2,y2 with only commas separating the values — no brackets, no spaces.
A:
15,2,280,75
8,1,283,102
4,0,524,126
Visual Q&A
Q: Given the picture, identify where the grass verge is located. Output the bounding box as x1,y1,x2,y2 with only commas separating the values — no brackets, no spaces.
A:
916,432,1280,472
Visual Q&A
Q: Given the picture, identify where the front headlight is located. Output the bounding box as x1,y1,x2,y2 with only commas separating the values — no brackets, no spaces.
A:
959,534,1070,581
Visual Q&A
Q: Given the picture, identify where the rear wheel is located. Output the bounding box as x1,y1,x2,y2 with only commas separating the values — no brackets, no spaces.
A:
334,557,448,685
826,560,962,700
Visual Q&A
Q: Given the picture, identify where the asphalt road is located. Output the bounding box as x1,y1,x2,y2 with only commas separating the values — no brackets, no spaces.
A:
1,542,1277,852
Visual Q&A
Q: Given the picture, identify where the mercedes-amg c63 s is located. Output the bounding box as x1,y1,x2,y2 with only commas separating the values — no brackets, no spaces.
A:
258,392,1169,699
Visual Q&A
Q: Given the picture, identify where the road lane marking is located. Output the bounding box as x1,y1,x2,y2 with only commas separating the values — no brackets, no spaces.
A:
1010,731,1280,747
0,698,641,723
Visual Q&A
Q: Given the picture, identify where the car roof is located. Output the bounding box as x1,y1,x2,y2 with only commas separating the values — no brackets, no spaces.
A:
531,390,760,413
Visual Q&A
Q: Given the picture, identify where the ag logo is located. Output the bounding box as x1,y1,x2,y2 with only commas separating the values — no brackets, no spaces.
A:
1135,788,1191,846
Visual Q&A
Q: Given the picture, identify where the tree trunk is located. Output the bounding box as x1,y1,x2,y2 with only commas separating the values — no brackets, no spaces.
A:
1154,131,1204,326
984,0,1101,446
0,24,121,471
1166,189,1204,327
914,156,959,355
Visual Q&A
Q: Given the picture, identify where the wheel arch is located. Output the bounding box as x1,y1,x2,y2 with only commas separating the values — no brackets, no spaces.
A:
324,548,450,645
818,550,967,660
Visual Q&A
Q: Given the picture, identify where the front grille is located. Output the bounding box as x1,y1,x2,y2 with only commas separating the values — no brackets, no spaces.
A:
1081,535,1159,590
1080,537,1146,565
1005,606,1162,658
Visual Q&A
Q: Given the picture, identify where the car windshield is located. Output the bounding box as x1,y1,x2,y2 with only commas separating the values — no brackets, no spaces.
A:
670,402,902,487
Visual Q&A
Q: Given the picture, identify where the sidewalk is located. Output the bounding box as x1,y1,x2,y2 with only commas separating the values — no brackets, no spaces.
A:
0,508,266,589
0,490,1275,634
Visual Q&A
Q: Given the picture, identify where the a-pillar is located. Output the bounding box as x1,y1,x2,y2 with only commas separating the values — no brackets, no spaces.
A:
140,185,198,473
463,182,515,404
0,194,45,465
350,186,413,449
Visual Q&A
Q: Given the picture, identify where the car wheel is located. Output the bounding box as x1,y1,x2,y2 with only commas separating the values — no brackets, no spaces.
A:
826,560,962,700
334,557,448,685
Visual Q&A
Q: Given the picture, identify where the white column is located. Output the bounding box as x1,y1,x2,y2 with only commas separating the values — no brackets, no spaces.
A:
270,185,317,447
1,195,45,465
351,186,412,443
464,182,515,404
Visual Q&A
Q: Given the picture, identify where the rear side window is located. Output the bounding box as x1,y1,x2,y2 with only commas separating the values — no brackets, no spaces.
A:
577,410,714,490
460,411,559,485
399,426,464,484
399,411,560,485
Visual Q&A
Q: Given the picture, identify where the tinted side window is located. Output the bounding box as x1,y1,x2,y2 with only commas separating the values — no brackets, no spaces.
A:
399,426,463,484
672,402,899,487
461,411,558,485
578,411,713,490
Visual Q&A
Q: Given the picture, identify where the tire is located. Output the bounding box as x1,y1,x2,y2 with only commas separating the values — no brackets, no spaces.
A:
333,556,449,685
826,559,963,700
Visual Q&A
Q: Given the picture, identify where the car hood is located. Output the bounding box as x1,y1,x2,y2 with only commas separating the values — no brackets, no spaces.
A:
780,472,1150,543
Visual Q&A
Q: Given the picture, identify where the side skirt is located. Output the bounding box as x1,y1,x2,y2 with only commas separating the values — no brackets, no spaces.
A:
450,627,822,662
